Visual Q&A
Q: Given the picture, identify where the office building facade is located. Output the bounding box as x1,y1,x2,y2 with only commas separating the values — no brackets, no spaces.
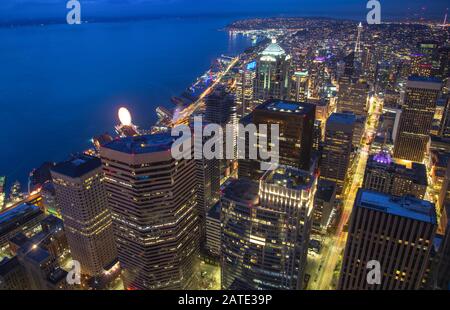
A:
394,77,442,162
100,134,200,290
51,155,117,277
339,189,437,290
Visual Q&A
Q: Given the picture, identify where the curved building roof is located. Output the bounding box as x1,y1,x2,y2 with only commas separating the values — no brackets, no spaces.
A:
260,39,286,57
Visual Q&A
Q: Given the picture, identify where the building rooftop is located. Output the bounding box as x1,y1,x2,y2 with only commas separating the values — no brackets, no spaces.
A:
327,112,356,126
367,154,428,186
356,189,436,224
102,133,176,155
0,256,20,277
316,180,336,202
222,179,259,206
19,241,51,264
262,165,315,191
207,201,221,220
0,203,43,236
260,40,286,57
256,99,315,115
408,76,442,83
47,268,68,285
246,61,256,71
51,154,101,178
9,232,29,248
407,76,442,90
41,215,64,232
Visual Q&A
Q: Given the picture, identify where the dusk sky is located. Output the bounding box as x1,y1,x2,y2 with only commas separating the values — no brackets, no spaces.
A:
0,0,448,23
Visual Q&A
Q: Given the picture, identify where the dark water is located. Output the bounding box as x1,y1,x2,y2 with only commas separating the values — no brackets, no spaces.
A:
0,17,253,188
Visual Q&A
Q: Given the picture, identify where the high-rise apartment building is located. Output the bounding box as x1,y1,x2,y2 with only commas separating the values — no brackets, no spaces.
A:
394,77,442,162
339,189,437,290
51,154,117,277
100,134,200,290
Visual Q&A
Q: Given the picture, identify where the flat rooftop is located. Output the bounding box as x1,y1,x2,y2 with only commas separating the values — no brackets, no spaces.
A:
20,242,51,264
262,166,315,191
407,76,442,90
51,154,101,178
327,112,356,126
256,99,315,115
368,154,428,186
316,180,336,202
0,257,20,276
357,189,436,224
102,133,176,155
0,203,42,235
223,179,259,205
207,201,221,220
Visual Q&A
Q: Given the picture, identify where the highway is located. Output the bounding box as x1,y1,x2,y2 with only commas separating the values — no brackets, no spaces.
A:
309,95,383,290
171,56,239,126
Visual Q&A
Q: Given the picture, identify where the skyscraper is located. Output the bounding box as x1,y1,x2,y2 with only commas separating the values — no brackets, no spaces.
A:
238,99,316,181
204,87,238,179
205,202,221,258
337,77,369,117
290,70,309,102
235,61,256,117
222,165,316,290
254,39,291,103
430,203,450,289
100,134,200,290
339,189,437,290
51,154,117,277
320,113,356,194
312,179,336,233
363,151,428,199
394,77,442,162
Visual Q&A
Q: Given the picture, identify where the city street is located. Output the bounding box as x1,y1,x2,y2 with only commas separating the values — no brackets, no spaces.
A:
308,96,383,290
